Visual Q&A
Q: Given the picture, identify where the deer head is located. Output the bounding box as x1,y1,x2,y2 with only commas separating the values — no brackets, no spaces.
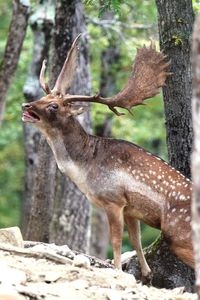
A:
22,34,171,129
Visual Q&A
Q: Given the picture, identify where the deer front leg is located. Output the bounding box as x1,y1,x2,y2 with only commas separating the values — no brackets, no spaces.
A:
105,205,124,269
124,212,151,280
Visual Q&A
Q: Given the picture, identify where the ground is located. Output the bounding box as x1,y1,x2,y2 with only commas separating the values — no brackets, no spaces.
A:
0,241,197,300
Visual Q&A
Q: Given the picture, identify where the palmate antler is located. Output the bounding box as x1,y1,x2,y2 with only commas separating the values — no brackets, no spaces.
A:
39,35,171,115
64,42,171,115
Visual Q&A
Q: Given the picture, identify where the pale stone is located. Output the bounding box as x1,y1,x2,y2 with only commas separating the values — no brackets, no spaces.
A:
0,262,26,285
106,288,122,300
0,227,23,248
0,292,25,300
73,254,90,268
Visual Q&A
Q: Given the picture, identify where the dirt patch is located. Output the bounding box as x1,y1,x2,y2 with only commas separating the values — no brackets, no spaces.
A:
0,243,197,300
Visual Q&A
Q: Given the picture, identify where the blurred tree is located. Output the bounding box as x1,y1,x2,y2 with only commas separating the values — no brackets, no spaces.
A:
22,0,55,241
191,11,200,298
0,0,30,124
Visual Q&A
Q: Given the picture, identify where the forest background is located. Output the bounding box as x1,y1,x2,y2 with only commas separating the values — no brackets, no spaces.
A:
0,0,199,256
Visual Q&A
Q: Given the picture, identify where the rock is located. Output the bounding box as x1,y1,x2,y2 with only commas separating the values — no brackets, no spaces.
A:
73,254,91,268
70,279,89,290
106,288,122,300
0,261,26,285
0,286,25,300
0,227,23,248
0,293,25,300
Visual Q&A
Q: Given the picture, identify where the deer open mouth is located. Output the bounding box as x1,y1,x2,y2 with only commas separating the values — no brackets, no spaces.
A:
22,111,40,123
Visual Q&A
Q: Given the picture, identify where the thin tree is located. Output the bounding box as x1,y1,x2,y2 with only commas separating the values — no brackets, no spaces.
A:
0,0,30,124
22,0,55,241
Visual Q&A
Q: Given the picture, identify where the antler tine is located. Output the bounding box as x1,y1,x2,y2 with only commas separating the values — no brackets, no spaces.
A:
64,42,171,115
39,60,51,94
52,34,81,96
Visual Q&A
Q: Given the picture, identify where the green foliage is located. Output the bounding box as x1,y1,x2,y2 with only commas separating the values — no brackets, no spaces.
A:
84,0,125,16
193,0,200,13
0,2,33,227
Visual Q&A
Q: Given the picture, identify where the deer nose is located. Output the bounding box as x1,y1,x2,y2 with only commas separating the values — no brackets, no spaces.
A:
22,103,32,111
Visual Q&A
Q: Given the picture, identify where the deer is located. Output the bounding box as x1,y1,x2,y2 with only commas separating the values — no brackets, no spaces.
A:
22,35,193,280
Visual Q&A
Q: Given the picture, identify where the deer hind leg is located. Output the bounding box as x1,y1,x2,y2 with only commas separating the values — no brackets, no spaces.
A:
105,204,124,269
124,213,151,279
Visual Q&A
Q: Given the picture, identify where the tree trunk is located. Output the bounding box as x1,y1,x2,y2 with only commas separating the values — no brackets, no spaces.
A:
191,12,200,299
124,234,195,292
22,1,55,242
155,0,194,179
49,0,92,253
90,11,120,259
0,0,30,124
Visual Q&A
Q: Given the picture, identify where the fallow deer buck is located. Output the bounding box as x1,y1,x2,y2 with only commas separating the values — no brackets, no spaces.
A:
22,35,193,279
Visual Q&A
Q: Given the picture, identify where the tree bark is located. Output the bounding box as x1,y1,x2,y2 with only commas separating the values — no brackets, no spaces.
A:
124,235,195,292
155,0,194,179
49,0,92,253
0,0,30,124
191,12,200,299
90,11,120,259
22,1,55,242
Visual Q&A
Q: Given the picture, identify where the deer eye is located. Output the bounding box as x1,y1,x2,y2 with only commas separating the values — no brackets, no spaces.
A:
48,103,59,111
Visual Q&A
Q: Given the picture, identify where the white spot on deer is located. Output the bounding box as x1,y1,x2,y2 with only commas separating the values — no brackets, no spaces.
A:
186,232,191,239
179,194,186,201
155,157,161,161
185,216,191,222
172,208,176,213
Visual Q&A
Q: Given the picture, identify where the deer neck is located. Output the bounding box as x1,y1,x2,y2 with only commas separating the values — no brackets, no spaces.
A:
43,117,95,184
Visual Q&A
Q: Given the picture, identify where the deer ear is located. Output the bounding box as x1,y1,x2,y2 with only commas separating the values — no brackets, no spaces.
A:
69,105,87,116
